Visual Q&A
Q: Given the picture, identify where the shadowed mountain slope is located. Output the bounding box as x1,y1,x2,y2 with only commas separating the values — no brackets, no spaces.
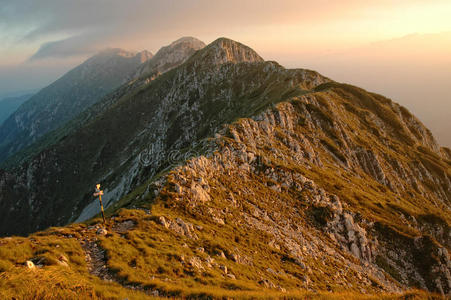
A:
0,37,207,169
0,49,152,162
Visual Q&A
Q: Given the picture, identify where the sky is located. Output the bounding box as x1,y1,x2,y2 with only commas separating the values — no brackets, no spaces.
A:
0,0,450,146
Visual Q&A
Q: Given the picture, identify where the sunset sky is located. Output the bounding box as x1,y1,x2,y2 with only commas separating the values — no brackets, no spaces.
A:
0,0,450,145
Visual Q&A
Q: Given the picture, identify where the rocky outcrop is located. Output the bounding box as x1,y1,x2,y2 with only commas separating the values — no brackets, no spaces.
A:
158,216,199,240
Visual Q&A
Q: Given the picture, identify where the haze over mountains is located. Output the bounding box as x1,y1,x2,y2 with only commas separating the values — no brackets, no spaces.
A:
0,93,33,125
0,48,152,163
0,37,450,298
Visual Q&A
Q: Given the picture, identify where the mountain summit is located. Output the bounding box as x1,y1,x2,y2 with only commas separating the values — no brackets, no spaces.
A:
191,37,264,66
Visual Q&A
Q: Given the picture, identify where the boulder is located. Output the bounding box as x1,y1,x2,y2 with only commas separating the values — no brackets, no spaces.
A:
26,260,36,270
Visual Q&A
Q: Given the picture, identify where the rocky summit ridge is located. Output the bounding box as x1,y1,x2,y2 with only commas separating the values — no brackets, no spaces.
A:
0,37,450,299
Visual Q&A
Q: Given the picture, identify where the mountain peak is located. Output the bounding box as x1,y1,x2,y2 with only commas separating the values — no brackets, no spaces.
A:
169,36,205,48
135,50,153,63
191,37,264,66
95,48,136,58
134,37,206,78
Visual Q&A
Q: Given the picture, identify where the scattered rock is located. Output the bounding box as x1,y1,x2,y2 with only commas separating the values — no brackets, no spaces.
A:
219,265,228,274
158,216,169,228
26,260,36,270
174,183,183,194
150,290,159,297
188,257,204,270
57,255,69,267
96,228,108,235
113,220,135,234
231,253,240,262
57,260,69,267
191,182,211,202
259,279,276,289
159,216,198,240
350,243,361,259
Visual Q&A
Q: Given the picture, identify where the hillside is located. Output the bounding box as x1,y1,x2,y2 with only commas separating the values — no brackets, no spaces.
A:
0,49,152,163
0,37,450,298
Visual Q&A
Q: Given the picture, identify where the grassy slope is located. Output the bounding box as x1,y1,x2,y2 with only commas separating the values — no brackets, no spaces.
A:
0,209,440,299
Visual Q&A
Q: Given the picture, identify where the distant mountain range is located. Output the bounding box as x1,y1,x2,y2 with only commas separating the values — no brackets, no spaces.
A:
0,48,153,163
0,93,33,126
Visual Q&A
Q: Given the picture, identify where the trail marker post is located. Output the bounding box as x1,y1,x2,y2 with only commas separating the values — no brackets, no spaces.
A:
93,184,106,225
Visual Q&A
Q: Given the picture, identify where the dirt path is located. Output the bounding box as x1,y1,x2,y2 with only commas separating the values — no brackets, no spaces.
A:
79,224,161,297
81,237,115,281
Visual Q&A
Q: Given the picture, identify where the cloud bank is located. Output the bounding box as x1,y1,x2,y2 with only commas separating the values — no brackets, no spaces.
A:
27,34,105,61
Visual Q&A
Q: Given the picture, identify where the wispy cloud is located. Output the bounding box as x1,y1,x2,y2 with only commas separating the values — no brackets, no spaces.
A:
27,34,104,61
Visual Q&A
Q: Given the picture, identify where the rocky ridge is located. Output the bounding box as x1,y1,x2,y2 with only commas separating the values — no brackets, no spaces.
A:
144,89,450,294
1,37,207,169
